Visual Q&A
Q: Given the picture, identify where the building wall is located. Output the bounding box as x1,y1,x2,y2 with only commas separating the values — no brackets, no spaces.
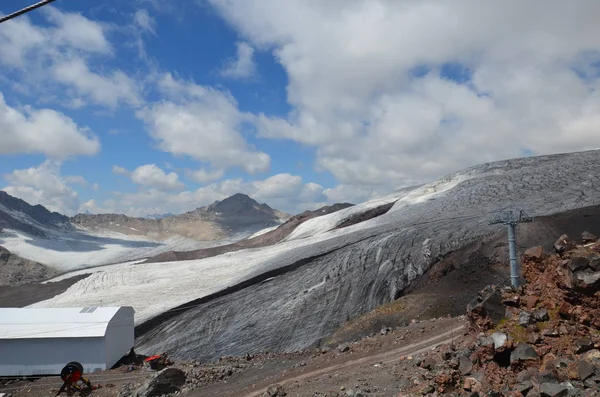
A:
104,306,135,368
0,337,106,376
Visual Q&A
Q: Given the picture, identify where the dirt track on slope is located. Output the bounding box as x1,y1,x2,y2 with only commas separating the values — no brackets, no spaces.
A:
192,317,466,397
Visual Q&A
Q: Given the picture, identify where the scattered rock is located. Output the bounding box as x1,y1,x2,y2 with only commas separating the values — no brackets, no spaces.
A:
510,343,540,364
263,384,287,397
574,339,594,354
569,257,591,273
463,374,483,392
554,235,576,254
582,231,598,244
133,368,186,397
459,355,473,375
526,295,540,310
539,382,568,397
533,308,550,322
491,332,508,349
381,327,391,335
578,359,596,381
338,343,350,353
519,311,533,326
420,357,437,370
525,246,544,261
542,328,560,337
467,287,505,331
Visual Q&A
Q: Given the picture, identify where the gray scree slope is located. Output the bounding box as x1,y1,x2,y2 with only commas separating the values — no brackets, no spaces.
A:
135,150,600,361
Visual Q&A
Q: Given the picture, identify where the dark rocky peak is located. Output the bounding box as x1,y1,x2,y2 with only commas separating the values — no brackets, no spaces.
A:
204,193,274,217
0,191,68,226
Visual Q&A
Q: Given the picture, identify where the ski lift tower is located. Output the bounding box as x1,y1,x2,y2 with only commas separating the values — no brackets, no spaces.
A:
490,210,534,287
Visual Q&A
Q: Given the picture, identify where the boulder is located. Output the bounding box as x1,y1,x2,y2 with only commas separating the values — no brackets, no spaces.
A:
574,270,600,291
463,376,483,393
263,384,287,397
518,311,533,326
539,383,568,397
578,359,596,381
524,246,544,261
554,235,576,254
582,231,598,244
467,287,505,330
569,257,590,272
491,332,508,349
533,308,550,322
510,343,540,364
526,295,539,310
459,355,473,375
133,368,186,397
337,343,350,353
574,339,594,354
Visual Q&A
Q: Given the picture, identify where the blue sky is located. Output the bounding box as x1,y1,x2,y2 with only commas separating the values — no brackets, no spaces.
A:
1,0,600,216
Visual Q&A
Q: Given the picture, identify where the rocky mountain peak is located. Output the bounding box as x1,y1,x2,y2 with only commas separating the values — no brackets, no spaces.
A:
204,193,273,217
0,191,68,225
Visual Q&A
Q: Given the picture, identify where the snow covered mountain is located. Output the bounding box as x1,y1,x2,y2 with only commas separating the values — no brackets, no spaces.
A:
27,150,600,362
71,193,290,241
0,191,70,237
0,192,290,271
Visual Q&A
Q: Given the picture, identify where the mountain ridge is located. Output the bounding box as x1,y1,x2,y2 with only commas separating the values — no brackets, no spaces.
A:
0,191,291,242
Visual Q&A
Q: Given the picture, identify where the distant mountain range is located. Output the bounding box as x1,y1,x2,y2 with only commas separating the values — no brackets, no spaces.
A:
0,192,291,242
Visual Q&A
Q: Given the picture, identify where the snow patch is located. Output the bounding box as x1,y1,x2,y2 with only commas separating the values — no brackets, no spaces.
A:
249,225,278,239
284,192,406,242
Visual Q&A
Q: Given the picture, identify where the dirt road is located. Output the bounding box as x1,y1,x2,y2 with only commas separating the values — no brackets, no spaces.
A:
195,317,466,397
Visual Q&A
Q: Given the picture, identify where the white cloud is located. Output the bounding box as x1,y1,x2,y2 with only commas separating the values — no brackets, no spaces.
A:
43,6,112,54
87,173,328,216
0,92,100,158
130,164,185,191
0,6,140,109
137,73,270,175
2,161,81,215
51,58,141,108
112,164,185,191
134,9,157,35
188,168,225,183
219,42,257,79
209,0,600,192
112,165,128,175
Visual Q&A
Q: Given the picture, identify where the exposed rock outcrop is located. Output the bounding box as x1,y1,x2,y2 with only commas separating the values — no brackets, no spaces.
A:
409,242,600,396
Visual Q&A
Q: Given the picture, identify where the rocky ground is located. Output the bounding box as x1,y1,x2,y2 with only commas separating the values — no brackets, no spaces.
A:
0,245,57,286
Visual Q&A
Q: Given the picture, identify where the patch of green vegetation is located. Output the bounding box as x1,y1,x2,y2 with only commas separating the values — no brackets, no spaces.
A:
548,307,560,322
536,321,550,332
494,319,529,343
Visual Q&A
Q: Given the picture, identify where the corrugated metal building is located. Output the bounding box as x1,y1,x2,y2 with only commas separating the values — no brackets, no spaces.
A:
0,306,135,376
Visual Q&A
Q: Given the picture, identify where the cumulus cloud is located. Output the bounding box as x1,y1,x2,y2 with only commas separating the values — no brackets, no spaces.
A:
130,164,184,191
0,92,100,158
187,168,225,184
86,173,327,216
112,164,185,191
137,73,270,175
219,42,257,79
2,161,82,215
51,58,141,108
209,0,600,192
0,7,141,109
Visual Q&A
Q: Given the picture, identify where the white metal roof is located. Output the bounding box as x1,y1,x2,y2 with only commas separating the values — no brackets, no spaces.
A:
0,307,132,340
